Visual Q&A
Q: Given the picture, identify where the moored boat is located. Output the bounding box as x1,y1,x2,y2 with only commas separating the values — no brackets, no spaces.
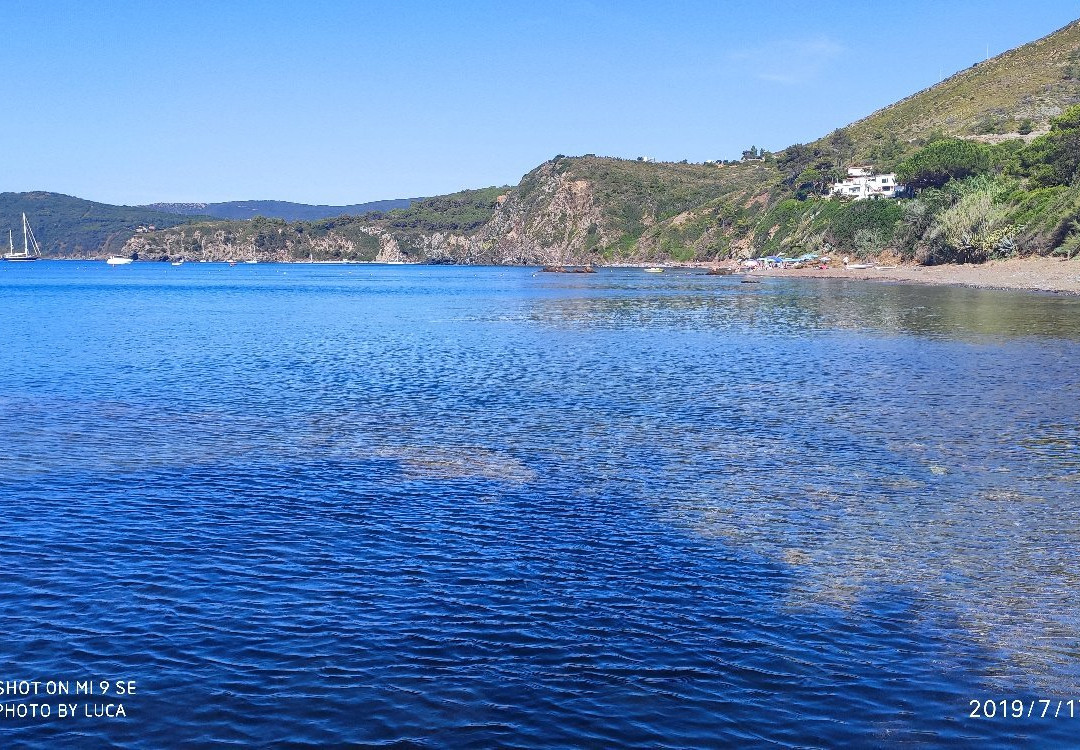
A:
3,215,42,261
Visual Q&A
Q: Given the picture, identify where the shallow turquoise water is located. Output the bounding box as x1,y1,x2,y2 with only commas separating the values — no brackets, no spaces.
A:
1,261,1079,746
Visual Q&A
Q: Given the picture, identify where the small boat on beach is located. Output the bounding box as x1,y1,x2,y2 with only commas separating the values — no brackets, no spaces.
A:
541,265,596,273
847,263,873,270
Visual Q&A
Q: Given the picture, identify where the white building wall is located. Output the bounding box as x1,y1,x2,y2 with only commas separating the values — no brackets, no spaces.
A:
830,171,901,200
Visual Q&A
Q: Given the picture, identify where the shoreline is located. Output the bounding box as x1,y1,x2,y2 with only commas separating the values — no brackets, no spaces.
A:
14,256,1080,296
741,257,1080,296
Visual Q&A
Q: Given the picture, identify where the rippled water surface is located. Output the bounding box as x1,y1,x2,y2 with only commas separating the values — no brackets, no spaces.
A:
2,262,1079,747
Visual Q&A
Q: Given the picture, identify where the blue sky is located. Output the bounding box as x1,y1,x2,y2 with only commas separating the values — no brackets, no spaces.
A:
0,1,1077,205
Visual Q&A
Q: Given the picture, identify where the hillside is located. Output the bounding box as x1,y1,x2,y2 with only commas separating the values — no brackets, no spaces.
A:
841,19,1080,156
0,192,200,257
126,188,512,263
480,157,779,264
145,197,417,222
124,160,783,264
124,18,1080,266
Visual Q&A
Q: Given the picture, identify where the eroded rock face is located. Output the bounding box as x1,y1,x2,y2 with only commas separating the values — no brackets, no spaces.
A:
476,163,611,265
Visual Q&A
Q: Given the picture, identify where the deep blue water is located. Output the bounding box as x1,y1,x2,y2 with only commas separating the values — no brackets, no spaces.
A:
2,261,1079,747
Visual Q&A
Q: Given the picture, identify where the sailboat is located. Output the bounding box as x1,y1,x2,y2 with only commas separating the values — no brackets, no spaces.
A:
3,214,42,261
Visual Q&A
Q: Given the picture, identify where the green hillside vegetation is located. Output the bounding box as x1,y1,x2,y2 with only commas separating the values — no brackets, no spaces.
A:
643,18,1080,266
379,187,507,232
747,103,1080,264
141,187,509,262
546,157,779,261
563,16,1079,264
467,155,781,263
838,20,1080,153
0,192,200,256
759,21,1080,206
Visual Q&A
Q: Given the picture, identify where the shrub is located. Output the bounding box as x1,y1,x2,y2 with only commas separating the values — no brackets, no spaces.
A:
825,199,904,249
925,181,1014,262
1054,222,1080,259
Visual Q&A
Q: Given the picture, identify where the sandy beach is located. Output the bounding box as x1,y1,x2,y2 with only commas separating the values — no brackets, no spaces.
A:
746,257,1080,295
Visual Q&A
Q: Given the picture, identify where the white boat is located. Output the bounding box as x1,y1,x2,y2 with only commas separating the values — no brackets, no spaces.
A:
171,259,184,266
644,267,664,273
106,256,133,265
3,215,42,261
846,263,873,270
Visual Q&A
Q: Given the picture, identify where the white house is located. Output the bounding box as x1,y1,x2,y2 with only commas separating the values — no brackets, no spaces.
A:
831,166,902,200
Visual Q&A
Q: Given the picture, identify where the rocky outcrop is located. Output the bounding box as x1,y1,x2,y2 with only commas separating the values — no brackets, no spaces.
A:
475,163,612,264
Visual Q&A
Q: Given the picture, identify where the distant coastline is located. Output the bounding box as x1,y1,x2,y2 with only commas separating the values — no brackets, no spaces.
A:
19,254,1078,297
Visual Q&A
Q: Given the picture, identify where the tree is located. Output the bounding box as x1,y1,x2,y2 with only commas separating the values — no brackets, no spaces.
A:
1051,103,1080,131
794,166,839,199
1016,104,1080,187
828,128,855,169
896,139,993,191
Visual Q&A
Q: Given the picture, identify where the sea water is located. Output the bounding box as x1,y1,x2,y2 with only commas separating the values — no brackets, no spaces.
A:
1,261,1078,747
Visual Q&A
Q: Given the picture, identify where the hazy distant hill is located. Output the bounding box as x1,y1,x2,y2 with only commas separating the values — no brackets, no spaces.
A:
0,191,200,257
145,198,418,222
